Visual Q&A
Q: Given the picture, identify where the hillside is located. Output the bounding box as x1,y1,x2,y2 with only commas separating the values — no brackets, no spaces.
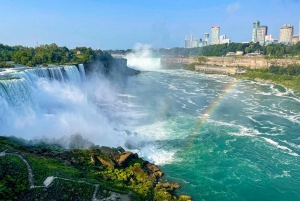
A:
0,136,192,201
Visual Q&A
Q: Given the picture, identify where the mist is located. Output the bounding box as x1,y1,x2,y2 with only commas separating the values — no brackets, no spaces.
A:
0,69,131,148
125,43,161,71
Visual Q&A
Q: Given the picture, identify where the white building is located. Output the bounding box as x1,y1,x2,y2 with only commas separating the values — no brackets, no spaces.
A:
279,24,293,43
211,26,220,45
220,35,231,44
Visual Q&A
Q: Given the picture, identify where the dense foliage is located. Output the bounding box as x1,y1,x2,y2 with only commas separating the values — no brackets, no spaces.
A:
0,43,113,67
0,136,192,201
234,65,300,91
0,62,14,68
154,42,300,58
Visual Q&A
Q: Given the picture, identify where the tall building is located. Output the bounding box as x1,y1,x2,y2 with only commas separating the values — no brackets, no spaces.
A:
220,35,230,44
292,35,299,44
211,26,220,45
252,20,260,43
279,24,293,43
252,20,268,43
205,33,209,44
257,26,268,43
185,35,193,48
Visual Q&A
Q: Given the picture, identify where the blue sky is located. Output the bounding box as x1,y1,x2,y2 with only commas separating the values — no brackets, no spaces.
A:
0,0,299,49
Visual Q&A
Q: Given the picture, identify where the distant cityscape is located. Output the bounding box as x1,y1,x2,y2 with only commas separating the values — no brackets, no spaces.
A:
184,19,300,48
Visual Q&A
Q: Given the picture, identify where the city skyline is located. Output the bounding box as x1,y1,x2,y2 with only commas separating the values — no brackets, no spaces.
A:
0,0,300,49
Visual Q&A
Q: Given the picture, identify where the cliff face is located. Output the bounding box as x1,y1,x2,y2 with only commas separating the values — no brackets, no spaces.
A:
84,58,139,78
161,57,300,69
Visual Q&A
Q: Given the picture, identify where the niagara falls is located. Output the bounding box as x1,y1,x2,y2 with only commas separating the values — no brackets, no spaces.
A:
1,0,300,200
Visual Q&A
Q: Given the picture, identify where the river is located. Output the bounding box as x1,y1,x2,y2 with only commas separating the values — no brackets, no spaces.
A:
118,69,300,201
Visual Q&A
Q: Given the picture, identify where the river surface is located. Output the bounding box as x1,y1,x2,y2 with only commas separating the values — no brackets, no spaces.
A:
117,69,300,201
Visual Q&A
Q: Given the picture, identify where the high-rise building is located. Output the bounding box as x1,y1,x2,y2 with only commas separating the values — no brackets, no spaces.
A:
211,26,220,45
257,26,268,43
252,20,260,43
220,35,230,44
279,24,293,43
292,35,299,44
185,35,194,48
252,20,268,44
205,33,209,44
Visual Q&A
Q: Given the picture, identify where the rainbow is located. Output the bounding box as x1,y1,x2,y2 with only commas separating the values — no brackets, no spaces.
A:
188,81,238,146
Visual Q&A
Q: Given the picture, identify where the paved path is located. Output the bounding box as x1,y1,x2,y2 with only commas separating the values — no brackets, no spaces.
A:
0,150,131,201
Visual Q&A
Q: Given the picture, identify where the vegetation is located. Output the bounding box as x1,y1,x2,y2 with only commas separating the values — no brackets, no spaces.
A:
234,64,300,91
0,136,192,201
152,42,300,58
0,61,14,68
0,43,113,67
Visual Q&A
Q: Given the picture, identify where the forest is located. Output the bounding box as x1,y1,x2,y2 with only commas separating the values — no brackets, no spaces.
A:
153,42,300,57
0,43,112,67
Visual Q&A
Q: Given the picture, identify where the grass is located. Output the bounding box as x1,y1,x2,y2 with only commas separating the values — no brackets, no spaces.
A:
234,70,300,91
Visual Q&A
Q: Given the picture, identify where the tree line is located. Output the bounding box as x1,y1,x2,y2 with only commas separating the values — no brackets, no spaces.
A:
0,43,112,67
153,42,300,58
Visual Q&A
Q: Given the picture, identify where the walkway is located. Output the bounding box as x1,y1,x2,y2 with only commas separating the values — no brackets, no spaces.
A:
0,150,130,200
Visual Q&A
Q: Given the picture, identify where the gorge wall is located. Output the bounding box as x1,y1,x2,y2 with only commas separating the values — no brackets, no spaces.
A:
161,57,300,69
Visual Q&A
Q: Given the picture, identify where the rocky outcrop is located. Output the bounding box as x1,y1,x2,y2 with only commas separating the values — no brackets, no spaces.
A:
96,155,115,169
145,162,164,180
117,151,138,167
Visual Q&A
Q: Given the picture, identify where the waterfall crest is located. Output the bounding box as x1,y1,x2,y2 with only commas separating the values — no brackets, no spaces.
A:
0,64,86,109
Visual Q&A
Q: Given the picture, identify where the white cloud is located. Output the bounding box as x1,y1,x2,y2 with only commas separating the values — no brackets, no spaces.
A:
226,2,242,14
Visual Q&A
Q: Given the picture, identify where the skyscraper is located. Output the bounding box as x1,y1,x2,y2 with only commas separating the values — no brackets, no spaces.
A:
252,20,268,44
252,20,260,43
185,35,193,48
280,24,293,43
211,26,220,45
205,33,209,44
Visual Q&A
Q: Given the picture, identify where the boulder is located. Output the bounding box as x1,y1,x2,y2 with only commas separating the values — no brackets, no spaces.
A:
96,155,115,169
117,151,134,167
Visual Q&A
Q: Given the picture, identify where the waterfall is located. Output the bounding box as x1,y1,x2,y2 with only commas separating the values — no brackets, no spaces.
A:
78,64,86,81
48,67,65,82
0,78,35,109
63,66,82,83
0,64,86,110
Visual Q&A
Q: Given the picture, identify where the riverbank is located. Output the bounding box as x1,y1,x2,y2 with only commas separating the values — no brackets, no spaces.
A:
232,69,300,91
0,135,192,201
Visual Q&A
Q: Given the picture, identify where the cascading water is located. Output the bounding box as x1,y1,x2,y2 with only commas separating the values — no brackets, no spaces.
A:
0,65,86,110
78,64,86,81
0,78,35,109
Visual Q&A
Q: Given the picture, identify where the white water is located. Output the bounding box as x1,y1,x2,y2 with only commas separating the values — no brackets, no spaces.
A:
0,65,129,147
124,43,161,71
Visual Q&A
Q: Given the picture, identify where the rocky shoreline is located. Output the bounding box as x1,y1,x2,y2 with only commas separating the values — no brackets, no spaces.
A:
0,135,192,201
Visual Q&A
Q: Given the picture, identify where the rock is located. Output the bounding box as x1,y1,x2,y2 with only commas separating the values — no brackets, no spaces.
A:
116,146,125,153
96,156,115,168
146,162,164,180
69,133,94,149
117,152,134,167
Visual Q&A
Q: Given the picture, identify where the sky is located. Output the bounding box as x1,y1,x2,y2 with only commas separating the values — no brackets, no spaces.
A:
0,0,300,50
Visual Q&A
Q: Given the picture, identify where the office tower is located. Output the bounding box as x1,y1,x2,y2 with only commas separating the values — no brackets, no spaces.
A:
211,26,220,45
205,33,209,44
252,20,268,43
252,20,260,43
279,24,293,43
220,35,230,44
257,26,268,43
185,35,193,48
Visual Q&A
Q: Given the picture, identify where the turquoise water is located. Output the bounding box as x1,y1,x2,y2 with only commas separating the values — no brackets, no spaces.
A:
119,70,300,201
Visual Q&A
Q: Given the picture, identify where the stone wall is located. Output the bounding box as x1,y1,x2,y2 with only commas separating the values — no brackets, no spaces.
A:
161,57,300,69
195,65,237,75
